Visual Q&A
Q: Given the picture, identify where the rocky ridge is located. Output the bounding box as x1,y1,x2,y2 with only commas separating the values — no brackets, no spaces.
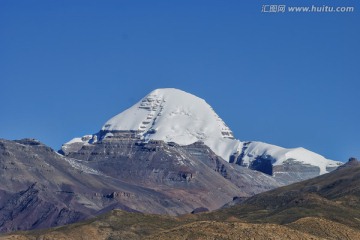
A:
0,137,280,232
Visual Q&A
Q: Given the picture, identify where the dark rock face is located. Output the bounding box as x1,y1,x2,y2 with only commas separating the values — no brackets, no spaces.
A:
0,137,281,233
272,159,321,184
249,155,274,175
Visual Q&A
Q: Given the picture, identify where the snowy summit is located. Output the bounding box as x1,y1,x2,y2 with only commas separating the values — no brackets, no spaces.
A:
102,88,240,160
63,88,342,176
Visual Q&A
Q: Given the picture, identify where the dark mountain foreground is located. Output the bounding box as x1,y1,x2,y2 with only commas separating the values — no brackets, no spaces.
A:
0,138,279,232
2,158,360,239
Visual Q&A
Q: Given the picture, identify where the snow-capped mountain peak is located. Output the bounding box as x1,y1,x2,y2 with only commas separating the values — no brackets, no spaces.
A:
62,88,342,179
101,88,239,160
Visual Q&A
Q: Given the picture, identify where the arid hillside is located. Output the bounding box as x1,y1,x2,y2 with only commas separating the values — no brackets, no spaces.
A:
2,159,360,239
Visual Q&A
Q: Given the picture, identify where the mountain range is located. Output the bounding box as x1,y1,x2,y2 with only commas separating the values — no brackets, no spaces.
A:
0,88,344,234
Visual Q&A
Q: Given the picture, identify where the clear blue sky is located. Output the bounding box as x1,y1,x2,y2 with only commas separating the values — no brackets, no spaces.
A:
1,0,359,161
